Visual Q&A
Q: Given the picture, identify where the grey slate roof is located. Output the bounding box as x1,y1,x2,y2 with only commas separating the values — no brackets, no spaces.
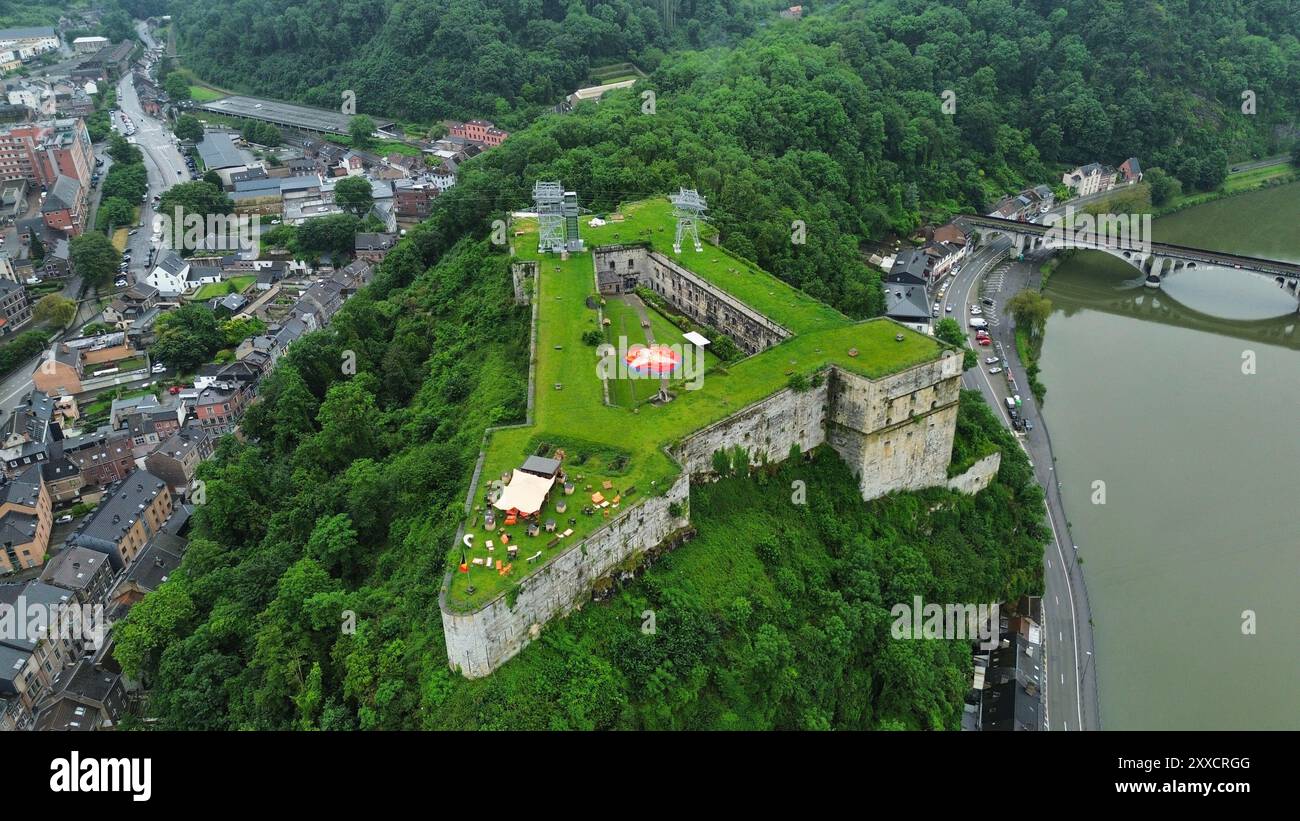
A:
195,132,245,170
41,175,80,213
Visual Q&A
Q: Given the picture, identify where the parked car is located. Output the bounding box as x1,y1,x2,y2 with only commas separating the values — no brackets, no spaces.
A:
151,363,167,374
977,336,991,346
989,367,1002,374
985,356,999,364
169,385,182,395
56,514,73,524
981,297,995,307
970,306,982,315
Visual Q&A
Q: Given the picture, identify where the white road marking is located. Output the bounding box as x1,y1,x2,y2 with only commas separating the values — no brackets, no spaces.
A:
961,245,1086,731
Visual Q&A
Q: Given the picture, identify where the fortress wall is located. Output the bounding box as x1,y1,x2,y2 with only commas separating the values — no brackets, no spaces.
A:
672,381,829,474
444,354,990,679
644,253,791,355
441,470,690,679
946,452,1002,495
592,245,790,355
826,355,964,499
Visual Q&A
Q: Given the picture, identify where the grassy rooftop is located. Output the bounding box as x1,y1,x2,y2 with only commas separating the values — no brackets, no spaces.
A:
446,197,943,611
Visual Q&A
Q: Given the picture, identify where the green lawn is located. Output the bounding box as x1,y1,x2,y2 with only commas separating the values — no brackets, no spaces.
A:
88,356,147,376
190,275,256,301
189,85,224,103
447,198,945,610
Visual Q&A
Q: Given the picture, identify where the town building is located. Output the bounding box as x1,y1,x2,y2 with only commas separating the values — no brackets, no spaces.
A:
32,659,127,731
144,423,213,494
0,464,52,573
72,36,109,54
0,27,60,57
105,530,185,619
38,545,114,605
447,119,508,148
0,118,93,194
0,277,31,337
1061,162,1117,197
354,232,397,263
40,173,87,236
68,469,173,571
63,428,135,488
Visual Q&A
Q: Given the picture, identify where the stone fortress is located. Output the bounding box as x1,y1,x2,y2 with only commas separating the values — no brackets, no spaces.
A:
441,209,1000,679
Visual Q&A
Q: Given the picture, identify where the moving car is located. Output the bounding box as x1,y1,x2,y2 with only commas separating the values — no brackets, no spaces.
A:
945,305,953,312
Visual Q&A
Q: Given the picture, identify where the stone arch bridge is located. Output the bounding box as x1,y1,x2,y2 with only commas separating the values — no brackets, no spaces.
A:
957,215,1300,309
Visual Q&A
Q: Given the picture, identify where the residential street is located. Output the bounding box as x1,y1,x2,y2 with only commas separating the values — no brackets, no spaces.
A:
115,62,188,279
941,236,1102,731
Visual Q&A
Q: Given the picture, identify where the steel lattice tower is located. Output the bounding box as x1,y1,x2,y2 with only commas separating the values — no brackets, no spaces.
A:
671,187,707,253
533,181,565,253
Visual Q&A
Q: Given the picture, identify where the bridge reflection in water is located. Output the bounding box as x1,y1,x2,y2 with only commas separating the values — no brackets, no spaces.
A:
1041,251,1300,351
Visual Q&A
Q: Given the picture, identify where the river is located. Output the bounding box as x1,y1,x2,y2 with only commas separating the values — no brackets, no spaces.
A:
1037,181,1300,730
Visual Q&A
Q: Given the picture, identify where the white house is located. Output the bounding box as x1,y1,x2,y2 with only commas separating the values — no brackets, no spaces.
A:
0,27,60,56
1061,163,1116,197
144,252,191,297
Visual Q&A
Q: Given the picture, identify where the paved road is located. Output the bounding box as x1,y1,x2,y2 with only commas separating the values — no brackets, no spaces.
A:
115,60,190,279
1227,153,1291,173
937,239,1101,731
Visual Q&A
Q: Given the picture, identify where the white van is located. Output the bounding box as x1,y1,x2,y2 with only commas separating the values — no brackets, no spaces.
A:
969,317,988,329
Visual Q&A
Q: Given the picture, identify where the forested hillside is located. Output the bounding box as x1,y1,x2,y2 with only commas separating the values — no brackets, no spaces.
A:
168,1,1300,317
169,0,767,125
113,212,1047,727
113,0,1298,729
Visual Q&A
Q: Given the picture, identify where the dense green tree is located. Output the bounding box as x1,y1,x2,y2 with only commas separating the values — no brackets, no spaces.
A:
69,232,121,287
334,175,373,218
1145,167,1182,207
106,133,143,166
241,121,282,146
1006,290,1053,342
33,294,76,327
296,213,360,258
95,196,136,231
348,115,375,150
150,304,225,371
173,114,205,142
165,73,191,101
101,163,148,203
158,181,234,223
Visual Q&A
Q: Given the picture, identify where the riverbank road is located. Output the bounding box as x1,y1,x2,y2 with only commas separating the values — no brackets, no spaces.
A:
944,239,1101,731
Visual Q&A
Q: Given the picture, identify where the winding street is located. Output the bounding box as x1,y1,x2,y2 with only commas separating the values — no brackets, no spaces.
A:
941,235,1101,731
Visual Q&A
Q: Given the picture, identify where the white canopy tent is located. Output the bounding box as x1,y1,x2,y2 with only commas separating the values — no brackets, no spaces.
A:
493,470,555,516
